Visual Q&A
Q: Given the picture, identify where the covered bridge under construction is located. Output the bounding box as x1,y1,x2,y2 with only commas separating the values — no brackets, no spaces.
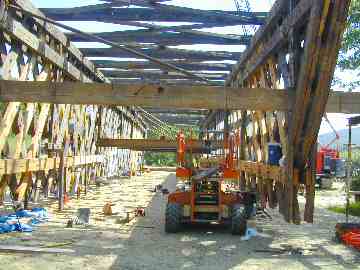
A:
0,0,357,226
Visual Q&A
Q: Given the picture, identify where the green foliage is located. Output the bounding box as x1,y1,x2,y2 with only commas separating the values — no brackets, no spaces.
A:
144,124,199,166
0,102,5,113
144,152,177,166
336,0,360,90
329,201,360,217
350,176,360,191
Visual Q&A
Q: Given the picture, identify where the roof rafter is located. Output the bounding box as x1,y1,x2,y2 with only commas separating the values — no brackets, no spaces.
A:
94,60,233,72
41,4,267,25
67,30,251,46
81,47,241,61
103,70,228,80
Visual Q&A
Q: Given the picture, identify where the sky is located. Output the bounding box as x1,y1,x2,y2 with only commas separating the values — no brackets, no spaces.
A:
31,0,359,136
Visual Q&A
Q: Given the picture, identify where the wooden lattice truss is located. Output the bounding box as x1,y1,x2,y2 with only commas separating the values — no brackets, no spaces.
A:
0,0,145,204
217,0,351,223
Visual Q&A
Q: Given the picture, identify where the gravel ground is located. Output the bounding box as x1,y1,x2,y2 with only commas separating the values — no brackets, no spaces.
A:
0,172,360,270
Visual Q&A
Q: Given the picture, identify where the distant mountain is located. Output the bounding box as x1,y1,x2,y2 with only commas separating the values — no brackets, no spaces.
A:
318,127,360,147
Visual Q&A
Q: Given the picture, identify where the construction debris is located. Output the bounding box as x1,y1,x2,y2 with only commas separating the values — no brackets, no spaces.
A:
0,245,74,254
134,207,146,217
0,208,48,234
254,246,318,256
103,202,114,216
66,208,91,227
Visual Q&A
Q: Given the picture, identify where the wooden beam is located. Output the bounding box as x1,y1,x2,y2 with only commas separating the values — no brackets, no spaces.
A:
109,0,267,25
325,91,360,114
237,160,284,183
41,5,267,25
97,138,223,152
227,0,313,85
67,29,251,46
141,108,208,115
118,21,251,44
201,91,360,129
1,13,93,82
103,70,228,80
80,47,241,62
109,78,225,86
13,0,99,77
151,113,205,120
0,80,292,111
0,155,103,175
299,0,351,165
94,60,233,72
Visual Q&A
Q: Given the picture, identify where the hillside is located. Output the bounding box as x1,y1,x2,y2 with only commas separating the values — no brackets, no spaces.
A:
318,127,360,146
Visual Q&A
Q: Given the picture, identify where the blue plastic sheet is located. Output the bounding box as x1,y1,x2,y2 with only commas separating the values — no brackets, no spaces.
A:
0,208,48,234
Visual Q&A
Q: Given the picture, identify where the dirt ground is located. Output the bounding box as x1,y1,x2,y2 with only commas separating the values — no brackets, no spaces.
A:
0,171,360,270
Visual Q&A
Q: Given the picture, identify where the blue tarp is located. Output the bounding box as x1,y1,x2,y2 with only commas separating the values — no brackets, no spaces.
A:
0,208,48,234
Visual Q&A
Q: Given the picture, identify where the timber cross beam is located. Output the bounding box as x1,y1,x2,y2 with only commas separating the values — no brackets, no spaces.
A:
0,80,291,111
97,138,224,152
0,79,357,113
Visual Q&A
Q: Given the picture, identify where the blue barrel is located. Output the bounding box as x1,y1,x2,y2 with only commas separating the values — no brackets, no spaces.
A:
335,159,346,178
268,143,282,165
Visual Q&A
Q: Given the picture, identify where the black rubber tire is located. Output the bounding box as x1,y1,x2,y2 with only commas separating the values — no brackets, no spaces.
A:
231,205,247,235
165,203,182,233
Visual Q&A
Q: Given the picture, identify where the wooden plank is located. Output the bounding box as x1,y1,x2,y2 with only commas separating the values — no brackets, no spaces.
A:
80,47,241,62
0,51,20,154
68,29,251,46
97,138,223,151
109,78,225,86
0,244,74,254
0,80,292,111
0,155,103,175
143,109,208,115
268,57,288,154
289,1,327,157
299,0,351,164
115,107,147,132
28,103,50,157
304,145,316,223
41,4,266,25
112,0,267,25
325,92,360,113
200,90,360,131
103,70,228,80
1,14,92,82
152,114,205,122
227,0,313,85
95,60,232,72
15,0,98,77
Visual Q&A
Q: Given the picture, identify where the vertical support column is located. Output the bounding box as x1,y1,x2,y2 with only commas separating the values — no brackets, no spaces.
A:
239,112,247,191
58,136,70,211
304,143,316,222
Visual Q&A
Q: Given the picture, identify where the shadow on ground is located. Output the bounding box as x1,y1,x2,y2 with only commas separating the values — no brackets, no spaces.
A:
0,172,359,270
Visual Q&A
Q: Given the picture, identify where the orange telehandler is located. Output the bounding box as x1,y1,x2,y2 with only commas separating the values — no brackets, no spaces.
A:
165,131,256,235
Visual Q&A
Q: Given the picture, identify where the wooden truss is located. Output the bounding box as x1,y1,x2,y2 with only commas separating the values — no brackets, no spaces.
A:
0,0,353,225
0,0,145,203
203,0,352,223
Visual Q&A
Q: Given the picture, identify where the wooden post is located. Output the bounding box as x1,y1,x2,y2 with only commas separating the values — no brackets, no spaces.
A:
58,148,65,211
58,137,70,211
304,144,316,223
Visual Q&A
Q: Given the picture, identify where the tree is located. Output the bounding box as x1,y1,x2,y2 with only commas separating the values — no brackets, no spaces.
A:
336,0,360,90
